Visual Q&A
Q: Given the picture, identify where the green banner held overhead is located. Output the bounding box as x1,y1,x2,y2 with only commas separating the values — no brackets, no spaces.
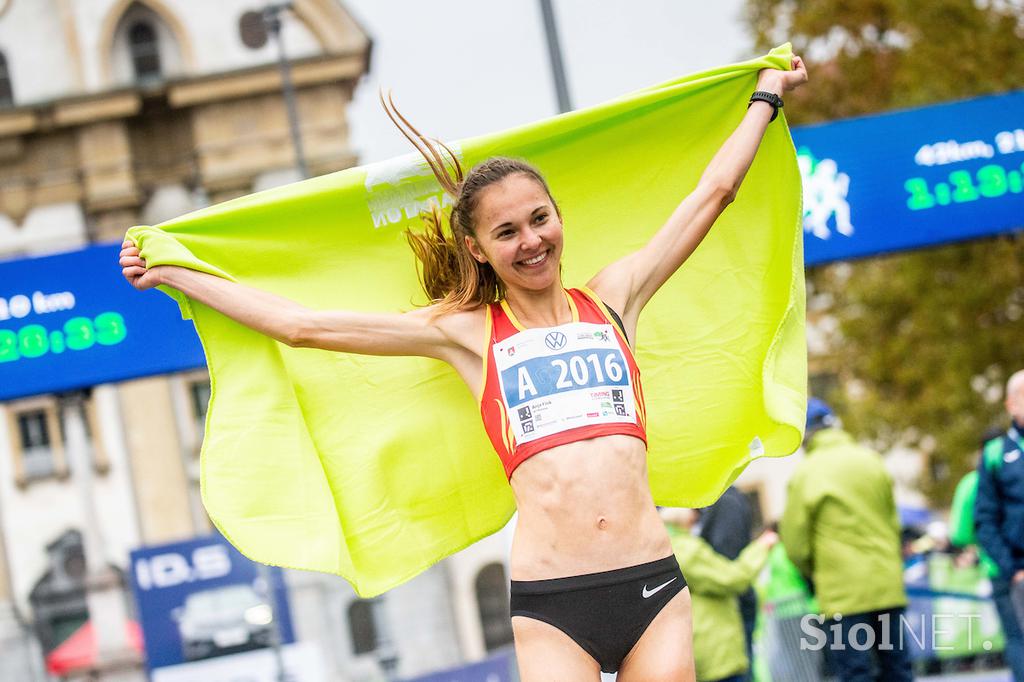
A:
127,45,806,596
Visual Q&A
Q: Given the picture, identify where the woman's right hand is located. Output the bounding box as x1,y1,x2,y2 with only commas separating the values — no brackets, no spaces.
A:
120,239,164,291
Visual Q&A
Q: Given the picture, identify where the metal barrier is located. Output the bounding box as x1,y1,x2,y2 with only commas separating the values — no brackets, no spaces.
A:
757,595,827,681
754,554,1011,681
0,615,50,682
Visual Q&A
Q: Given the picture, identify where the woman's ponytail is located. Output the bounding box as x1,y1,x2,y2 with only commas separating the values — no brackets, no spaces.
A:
382,91,554,313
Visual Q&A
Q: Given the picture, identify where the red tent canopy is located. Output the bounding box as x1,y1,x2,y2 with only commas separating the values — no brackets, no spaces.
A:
45,620,144,675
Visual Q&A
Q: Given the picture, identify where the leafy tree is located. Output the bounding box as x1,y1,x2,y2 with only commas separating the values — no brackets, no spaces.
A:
745,0,1024,502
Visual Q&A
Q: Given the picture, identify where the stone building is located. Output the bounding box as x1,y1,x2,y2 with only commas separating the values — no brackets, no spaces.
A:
0,1,515,680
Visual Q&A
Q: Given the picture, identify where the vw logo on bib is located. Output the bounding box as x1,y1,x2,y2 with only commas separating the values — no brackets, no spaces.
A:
545,331,567,350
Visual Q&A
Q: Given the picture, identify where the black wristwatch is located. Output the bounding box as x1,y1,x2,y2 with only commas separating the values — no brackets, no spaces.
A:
748,90,784,121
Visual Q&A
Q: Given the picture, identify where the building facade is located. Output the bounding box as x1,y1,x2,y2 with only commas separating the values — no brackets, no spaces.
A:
0,2,516,680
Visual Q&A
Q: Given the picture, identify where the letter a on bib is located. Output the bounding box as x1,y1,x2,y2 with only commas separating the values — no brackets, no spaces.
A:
518,367,537,400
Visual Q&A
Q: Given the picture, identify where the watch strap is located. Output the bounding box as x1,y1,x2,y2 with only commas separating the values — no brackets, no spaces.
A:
748,90,784,121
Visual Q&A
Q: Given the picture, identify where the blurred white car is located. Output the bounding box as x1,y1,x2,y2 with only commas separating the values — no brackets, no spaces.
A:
173,582,274,660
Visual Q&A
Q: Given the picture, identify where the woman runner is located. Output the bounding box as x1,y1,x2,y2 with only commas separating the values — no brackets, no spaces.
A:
121,57,807,680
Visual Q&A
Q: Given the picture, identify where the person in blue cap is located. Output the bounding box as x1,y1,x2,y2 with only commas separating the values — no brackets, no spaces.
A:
780,398,913,681
805,397,837,434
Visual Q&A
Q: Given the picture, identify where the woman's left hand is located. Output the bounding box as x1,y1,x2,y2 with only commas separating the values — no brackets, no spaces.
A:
757,55,809,96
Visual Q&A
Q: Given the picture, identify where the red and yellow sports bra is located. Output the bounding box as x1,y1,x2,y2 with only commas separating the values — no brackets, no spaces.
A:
479,287,647,478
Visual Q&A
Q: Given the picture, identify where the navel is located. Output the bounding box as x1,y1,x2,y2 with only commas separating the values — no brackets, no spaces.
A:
597,516,608,530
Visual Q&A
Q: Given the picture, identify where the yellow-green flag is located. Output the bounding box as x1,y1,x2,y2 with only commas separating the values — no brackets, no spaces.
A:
127,45,806,597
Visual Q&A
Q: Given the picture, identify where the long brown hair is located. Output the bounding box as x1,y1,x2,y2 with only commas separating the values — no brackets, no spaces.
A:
381,91,557,314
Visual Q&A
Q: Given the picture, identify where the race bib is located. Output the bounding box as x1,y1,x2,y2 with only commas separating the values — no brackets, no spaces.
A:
493,322,637,444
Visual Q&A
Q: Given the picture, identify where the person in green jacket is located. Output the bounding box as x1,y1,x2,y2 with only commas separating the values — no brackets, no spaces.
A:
780,398,912,681
949,448,1000,579
662,507,776,682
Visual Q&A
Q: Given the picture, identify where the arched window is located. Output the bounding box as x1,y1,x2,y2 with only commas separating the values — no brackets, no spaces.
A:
107,3,185,87
128,21,161,82
347,599,377,655
0,52,12,107
475,563,513,651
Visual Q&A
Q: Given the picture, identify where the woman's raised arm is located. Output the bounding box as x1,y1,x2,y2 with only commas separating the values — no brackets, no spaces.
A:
120,240,460,360
587,57,808,327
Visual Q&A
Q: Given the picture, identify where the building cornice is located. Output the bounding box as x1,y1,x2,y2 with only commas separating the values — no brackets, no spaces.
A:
167,52,366,108
55,92,142,127
0,110,37,137
0,51,368,138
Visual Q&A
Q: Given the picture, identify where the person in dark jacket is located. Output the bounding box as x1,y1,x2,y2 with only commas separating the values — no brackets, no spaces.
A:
701,486,757,679
974,369,1024,682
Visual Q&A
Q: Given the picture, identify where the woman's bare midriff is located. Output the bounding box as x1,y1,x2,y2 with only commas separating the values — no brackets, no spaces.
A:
507,433,673,581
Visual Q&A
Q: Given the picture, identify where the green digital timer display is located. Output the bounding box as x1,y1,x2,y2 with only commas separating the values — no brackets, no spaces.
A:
905,162,1024,210
0,311,127,364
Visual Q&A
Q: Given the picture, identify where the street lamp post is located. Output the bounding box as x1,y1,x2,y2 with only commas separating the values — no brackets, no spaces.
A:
59,390,138,680
256,563,289,682
262,3,309,179
538,0,572,114
371,596,400,681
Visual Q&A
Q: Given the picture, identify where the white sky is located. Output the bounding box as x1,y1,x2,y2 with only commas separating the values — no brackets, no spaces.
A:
341,0,752,164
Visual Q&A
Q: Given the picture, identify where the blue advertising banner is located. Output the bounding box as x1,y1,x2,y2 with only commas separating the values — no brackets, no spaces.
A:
792,89,1024,265
129,534,294,672
0,243,205,401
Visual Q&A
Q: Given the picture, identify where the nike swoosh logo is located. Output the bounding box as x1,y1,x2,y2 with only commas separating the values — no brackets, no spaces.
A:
642,577,677,599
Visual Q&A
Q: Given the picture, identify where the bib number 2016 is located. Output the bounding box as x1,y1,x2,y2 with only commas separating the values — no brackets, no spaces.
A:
552,353,623,388
517,351,625,400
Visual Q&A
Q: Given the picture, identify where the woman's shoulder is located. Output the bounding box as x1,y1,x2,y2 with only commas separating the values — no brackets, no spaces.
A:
428,302,489,351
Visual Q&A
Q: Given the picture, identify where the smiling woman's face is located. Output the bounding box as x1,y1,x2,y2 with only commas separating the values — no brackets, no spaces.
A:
464,173,563,293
